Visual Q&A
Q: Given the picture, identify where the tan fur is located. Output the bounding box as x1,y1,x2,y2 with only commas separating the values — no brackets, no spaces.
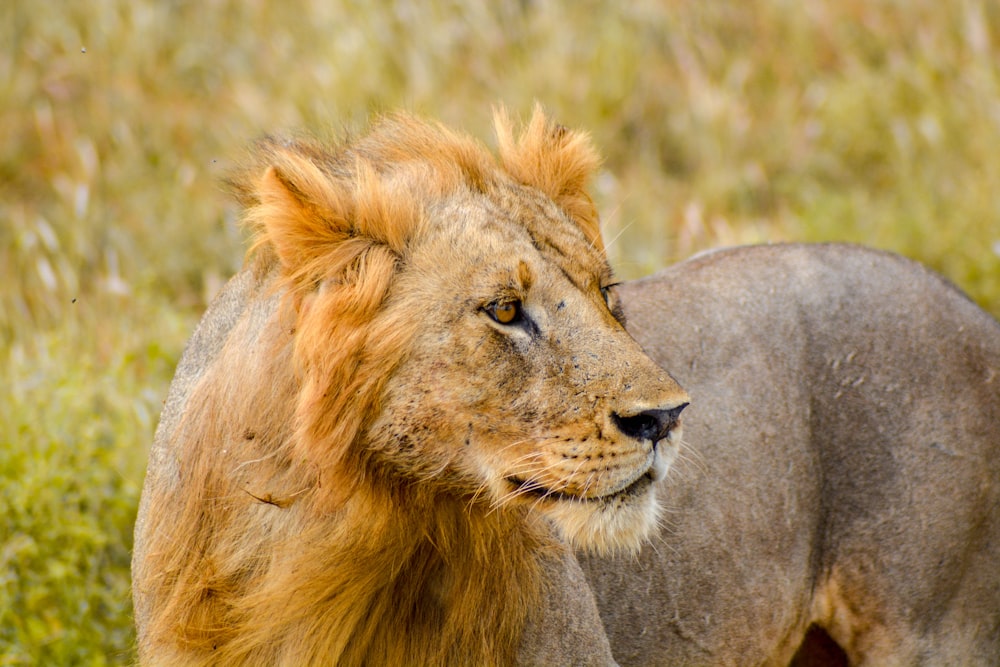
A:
132,108,687,665
582,245,1000,666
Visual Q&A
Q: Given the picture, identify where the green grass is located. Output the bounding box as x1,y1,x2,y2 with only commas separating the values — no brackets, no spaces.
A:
3,0,999,662
1,300,185,665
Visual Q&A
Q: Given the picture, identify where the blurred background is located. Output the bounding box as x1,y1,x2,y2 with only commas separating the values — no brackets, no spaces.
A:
3,0,999,662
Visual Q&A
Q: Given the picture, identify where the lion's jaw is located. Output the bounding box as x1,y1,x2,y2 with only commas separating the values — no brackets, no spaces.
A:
489,420,685,554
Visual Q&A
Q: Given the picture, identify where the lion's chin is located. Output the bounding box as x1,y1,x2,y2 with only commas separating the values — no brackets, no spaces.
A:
497,441,680,554
540,480,660,555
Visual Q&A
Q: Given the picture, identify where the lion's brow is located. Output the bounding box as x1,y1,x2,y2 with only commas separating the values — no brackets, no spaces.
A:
522,228,604,293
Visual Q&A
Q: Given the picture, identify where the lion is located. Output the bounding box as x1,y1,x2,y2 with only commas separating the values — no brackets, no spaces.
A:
132,109,1000,665
132,107,689,665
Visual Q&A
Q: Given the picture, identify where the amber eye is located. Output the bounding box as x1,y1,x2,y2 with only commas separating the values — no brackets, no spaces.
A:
487,300,521,325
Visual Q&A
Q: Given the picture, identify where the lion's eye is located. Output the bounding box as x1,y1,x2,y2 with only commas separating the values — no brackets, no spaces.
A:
601,283,627,325
600,283,620,307
487,300,522,325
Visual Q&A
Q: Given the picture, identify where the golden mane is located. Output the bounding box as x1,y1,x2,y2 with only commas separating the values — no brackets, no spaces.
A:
137,107,605,665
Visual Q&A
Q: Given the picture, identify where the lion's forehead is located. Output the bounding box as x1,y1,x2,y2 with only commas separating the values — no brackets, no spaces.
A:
418,185,610,294
495,183,610,286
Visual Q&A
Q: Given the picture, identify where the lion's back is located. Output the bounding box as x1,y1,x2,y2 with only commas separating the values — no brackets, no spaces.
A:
131,263,276,638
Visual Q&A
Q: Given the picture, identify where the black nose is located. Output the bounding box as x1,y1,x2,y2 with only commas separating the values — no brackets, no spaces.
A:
612,403,688,443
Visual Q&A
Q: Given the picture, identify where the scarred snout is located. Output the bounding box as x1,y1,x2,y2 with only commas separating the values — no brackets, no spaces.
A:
598,323,689,450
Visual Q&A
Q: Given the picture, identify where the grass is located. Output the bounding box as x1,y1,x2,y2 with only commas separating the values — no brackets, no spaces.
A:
3,0,999,662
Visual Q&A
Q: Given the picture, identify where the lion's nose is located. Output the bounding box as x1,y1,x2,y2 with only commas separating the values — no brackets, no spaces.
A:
612,403,688,443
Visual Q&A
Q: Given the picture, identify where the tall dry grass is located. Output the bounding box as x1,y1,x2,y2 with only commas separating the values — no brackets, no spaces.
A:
3,0,999,662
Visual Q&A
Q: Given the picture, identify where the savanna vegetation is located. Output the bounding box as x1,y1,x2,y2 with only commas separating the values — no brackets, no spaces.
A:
3,0,999,663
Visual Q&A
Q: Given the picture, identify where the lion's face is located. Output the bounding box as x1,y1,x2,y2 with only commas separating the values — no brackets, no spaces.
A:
240,109,690,554
367,182,689,553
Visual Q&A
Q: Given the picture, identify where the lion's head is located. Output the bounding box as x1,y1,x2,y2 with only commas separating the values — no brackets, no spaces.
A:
244,107,688,553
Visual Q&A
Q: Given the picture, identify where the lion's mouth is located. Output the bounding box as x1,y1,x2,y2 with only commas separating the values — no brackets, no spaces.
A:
506,468,654,503
506,442,673,504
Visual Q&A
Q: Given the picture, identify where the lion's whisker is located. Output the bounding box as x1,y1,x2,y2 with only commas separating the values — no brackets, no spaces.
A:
598,215,635,254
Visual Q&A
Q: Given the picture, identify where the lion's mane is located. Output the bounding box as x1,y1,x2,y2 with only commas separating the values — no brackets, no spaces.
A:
135,108,604,665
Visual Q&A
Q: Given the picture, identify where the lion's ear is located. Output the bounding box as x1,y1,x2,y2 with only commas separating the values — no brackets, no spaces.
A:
246,143,414,276
494,105,604,251
246,147,353,284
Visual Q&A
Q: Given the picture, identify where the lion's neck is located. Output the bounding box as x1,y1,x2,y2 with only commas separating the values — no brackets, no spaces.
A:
216,481,548,666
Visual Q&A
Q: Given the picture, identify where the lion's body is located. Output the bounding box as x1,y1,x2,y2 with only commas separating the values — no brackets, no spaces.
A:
587,243,1000,665
133,112,1000,665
